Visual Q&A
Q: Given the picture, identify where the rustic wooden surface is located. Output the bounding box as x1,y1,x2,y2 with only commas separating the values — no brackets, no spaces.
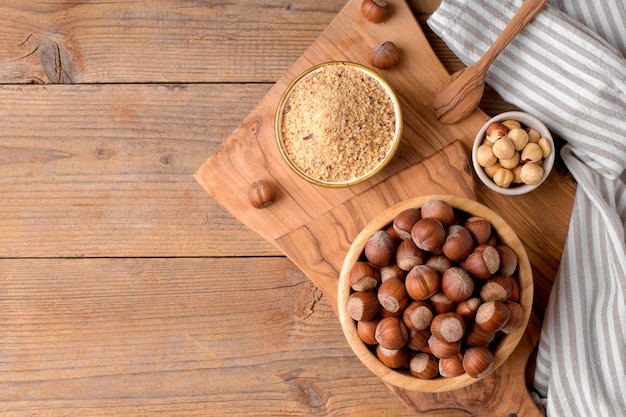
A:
0,1,575,416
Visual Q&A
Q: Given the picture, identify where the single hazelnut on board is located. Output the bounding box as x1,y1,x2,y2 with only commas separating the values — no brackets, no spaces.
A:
369,41,400,69
361,0,390,23
393,207,421,240
409,352,439,379
247,179,276,208
463,346,494,378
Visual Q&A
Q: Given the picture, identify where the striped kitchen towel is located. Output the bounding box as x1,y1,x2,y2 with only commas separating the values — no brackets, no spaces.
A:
428,1,626,416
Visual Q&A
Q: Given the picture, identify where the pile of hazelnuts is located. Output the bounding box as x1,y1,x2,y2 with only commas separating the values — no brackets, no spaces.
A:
345,199,524,379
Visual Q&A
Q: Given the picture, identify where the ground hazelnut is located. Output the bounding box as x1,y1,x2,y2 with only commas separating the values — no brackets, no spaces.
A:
464,245,500,279
349,261,380,291
403,300,434,331
428,334,460,359
439,355,465,377
480,276,514,302
538,137,551,158
365,230,396,267
441,267,474,302
411,218,446,251
357,319,380,345
396,239,426,271
475,300,510,333
409,352,439,379
346,291,381,321
463,346,494,378
361,0,390,23
476,144,497,167
520,162,544,184
493,167,514,188
377,277,409,314
369,41,400,69
420,199,455,228
442,225,474,263
247,179,276,209
376,345,409,368
405,265,440,300
430,312,466,343
508,128,529,151
375,317,409,350
393,208,421,240
521,142,543,164
464,217,492,245
492,137,515,160
485,121,509,144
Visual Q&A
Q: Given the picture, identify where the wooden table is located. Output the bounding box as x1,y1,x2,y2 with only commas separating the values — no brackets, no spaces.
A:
0,1,575,416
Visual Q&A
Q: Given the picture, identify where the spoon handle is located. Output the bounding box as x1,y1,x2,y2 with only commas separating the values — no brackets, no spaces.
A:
476,0,548,71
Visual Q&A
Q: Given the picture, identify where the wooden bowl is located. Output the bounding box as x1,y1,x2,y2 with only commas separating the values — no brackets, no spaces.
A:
337,194,533,392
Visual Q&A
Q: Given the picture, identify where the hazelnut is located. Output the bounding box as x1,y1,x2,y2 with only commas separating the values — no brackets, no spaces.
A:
475,300,510,333
442,225,474,263
509,277,520,302
493,167,514,188
427,334,460,359
407,329,431,351
496,245,518,277
346,291,381,321
499,152,520,169
484,161,502,178
396,239,426,271
464,245,500,279
441,267,475,302
508,128,529,151
411,218,446,251
476,144,497,167
430,312,466,343
403,300,434,331
393,208,421,240
456,297,482,324
376,345,409,368
538,137,552,158
464,217,492,245
492,137,515,160
365,230,395,267
405,265,440,300
368,41,400,69
501,119,521,130
409,352,439,379
485,122,509,144
377,277,409,314
439,355,465,377
425,255,453,275
527,128,541,143
247,179,276,208
480,276,514,302
520,163,544,185
349,261,380,291
380,264,406,282
375,317,409,350
501,301,524,334
463,346,494,378
512,164,524,183
420,199,455,228
521,142,543,164
464,323,496,347
357,319,380,345
428,291,456,314
361,0,390,23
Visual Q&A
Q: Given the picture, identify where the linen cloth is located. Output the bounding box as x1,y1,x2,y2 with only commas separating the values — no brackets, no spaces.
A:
428,1,626,416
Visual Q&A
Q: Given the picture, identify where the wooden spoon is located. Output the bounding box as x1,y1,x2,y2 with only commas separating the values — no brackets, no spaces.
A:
433,0,548,124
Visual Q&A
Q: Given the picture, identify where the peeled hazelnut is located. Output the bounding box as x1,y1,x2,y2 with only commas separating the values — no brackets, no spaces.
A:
485,121,509,144
380,264,406,282
476,144,497,167
512,164,523,183
409,352,439,379
376,345,409,368
428,291,456,314
403,300,433,331
520,163,544,185
527,128,541,143
439,355,465,377
411,218,446,252
346,291,381,321
405,265,440,300
377,277,409,314
361,0,390,23
501,119,521,130
484,161,502,178
407,329,431,351
501,301,524,334
464,323,496,347
508,128,529,151
442,225,475,263
464,217,492,245
396,239,426,271
425,255,453,275
365,230,395,267
538,137,552,158
349,261,380,291
463,346,494,378
480,276,514,302
499,152,520,170
492,137,515,160
375,317,409,350
430,312,466,343
493,167,514,188
420,199,455,228
441,267,474,302
456,297,482,324
247,179,276,209
521,142,543,164
357,319,380,345
475,300,510,333
369,41,400,69
496,245,518,277
464,245,500,279
428,334,460,359
393,208,421,240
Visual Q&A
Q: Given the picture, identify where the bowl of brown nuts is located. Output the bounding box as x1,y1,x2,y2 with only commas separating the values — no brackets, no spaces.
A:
275,61,402,188
337,195,533,392
472,111,555,195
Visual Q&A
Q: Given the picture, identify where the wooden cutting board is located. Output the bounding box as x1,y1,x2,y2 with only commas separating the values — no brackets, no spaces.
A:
195,0,545,414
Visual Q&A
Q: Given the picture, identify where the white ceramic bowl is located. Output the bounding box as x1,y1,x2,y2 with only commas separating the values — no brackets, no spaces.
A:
472,111,555,196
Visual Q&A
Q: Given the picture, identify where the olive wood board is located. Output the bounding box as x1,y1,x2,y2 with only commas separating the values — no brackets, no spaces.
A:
193,0,567,414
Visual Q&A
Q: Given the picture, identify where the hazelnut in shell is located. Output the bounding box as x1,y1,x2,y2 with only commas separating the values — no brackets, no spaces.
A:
369,41,400,69
396,239,426,271
365,230,395,267
409,352,439,379
393,208,421,240
480,275,514,302
427,334,461,359
376,345,409,369
442,225,475,263
464,216,492,246
475,300,510,333
357,319,380,345
463,346,494,378
346,291,381,321
501,301,524,334
425,255,453,275
403,300,433,331
464,324,496,347
496,245,518,277
361,0,390,23
380,264,406,282
439,355,465,378
411,218,446,252
377,277,409,314
407,329,431,351
405,265,440,300
420,199,455,228
456,297,482,324
430,312,466,343
464,245,500,279
429,291,456,314
349,261,380,291
441,267,475,302
375,316,409,350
